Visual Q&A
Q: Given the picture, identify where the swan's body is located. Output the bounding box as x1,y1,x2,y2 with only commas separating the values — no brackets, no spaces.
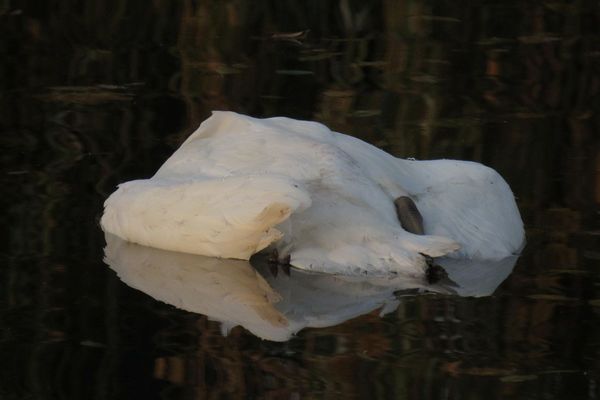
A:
101,111,524,277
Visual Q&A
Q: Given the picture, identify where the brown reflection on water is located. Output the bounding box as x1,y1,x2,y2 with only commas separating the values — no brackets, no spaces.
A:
2,0,600,399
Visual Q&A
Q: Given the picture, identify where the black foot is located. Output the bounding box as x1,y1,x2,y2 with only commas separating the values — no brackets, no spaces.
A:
268,249,291,277
420,253,449,284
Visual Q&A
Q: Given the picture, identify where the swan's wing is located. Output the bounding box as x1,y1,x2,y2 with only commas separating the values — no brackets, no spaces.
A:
101,175,311,259
398,159,525,259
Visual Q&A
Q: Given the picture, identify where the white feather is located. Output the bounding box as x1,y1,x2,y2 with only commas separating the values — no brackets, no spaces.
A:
101,111,524,276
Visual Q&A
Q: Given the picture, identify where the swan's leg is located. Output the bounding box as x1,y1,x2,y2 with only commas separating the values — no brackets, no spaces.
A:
420,253,448,284
394,196,425,235
267,248,291,277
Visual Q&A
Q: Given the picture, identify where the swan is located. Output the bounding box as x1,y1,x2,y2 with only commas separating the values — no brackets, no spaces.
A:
101,111,524,278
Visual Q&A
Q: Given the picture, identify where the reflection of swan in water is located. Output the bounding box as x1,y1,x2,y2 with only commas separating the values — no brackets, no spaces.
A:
101,112,524,279
104,234,519,342
104,234,290,341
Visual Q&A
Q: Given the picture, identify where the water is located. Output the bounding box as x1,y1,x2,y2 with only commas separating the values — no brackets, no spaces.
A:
2,1,600,399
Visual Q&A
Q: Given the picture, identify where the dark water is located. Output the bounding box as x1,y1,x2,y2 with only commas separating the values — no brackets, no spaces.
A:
2,1,600,399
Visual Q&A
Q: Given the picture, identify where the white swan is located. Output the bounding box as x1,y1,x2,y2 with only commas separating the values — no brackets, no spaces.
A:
101,111,524,277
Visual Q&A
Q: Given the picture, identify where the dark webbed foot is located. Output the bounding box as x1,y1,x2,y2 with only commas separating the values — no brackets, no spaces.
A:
420,252,458,287
394,197,451,285
268,248,279,264
426,262,449,285
268,249,291,277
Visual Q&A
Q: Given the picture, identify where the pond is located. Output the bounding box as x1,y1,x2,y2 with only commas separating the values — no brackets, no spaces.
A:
2,1,600,399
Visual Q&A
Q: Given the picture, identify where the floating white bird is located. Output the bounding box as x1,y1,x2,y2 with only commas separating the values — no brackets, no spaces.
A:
101,111,524,278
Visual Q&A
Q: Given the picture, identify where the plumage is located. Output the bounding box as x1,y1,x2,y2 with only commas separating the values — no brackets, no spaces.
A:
101,111,524,277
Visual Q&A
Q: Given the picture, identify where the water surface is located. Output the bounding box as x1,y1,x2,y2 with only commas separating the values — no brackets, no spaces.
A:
2,1,600,399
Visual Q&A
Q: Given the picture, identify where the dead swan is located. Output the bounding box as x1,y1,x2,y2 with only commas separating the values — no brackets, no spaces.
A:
101,112,525,279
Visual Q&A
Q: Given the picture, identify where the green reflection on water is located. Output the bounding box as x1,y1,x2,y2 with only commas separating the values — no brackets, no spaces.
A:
2,0,600,399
